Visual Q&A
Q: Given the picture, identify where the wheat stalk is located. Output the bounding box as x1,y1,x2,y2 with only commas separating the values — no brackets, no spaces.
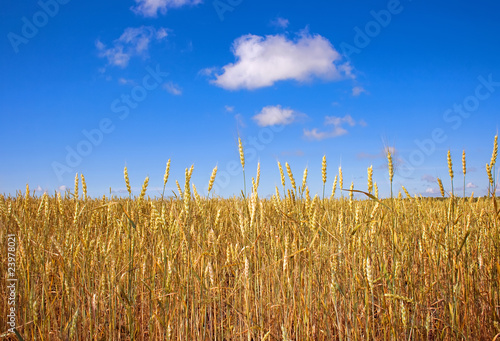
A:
447,150,454,197
339,166,343,198
161,159,171,201
285,162,296,192
238,137,246,197
322,155,327,199
387,150,394,200
139,176,149,202
208,165,218,194
124,166,131,197
402,185,410,198
437,177,445,198
491,134,498,167
278,161,285,186
367,165,373,194
81,174,87,201
301,166,308,195
462,150,466,198
255,162,261,192
74,173,79,200
331,175,338,199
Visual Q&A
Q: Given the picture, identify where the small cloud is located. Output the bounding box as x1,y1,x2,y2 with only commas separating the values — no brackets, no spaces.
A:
209,30,353,90
131,0,202,17
271,17,289,29
352,86,366,96
421,174,436,183
198,67,217,77
34,185,48,194
58,185,67,192
225,105,234,113
304,127,347,140
304,114,365,141
466,182,478,188
253,105,298,127
324,115,355,127
163,82,182,95
97,26,168,68
118,78,135,85
425,187,439,194
156,27,169,39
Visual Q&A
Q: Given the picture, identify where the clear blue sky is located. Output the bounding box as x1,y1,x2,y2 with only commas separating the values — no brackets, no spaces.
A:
1,0,499,198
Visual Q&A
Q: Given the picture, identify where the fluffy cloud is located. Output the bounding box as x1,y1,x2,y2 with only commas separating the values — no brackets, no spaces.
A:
209,31,353,90
118,78,135,85
96,26,168,68
352,86,366,96
421,174,436,183
466,182,478,188
304,114,364,140
425,187,439,194
131,0,202,17
163,82,182,95
253,105,297,127
271,17,289,29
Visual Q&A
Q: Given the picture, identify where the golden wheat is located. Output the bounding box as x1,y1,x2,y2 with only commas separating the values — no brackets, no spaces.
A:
2,135,499,340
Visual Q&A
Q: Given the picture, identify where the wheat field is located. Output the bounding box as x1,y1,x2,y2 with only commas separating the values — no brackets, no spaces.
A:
1,136,499,340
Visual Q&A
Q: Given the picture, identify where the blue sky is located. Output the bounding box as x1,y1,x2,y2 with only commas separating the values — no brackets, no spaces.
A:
1,0,500,198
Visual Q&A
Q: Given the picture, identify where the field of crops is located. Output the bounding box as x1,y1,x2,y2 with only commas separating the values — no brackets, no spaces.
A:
1,137,499,340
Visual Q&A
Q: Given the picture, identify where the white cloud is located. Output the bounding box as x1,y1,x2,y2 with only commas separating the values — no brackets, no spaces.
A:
97,26,168,68
253,105,297,127
425,187,439,194
304,126,349,140
131,0,202,17
156,27,169,39
324,115,355,127
466,182,478,188
304,114,364,140
225,105,234,112
421,174,436,183
118,78,135,85
199,67,217,77
210,31,353,90
163,82,182,95
352,86,366,96
271,17,289,29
